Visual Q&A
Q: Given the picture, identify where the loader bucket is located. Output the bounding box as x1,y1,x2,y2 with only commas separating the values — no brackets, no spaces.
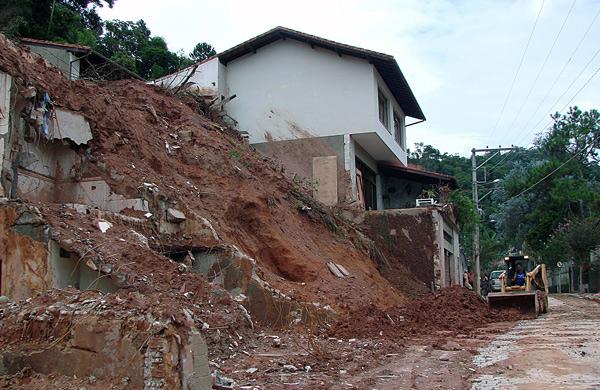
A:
487,292,538,317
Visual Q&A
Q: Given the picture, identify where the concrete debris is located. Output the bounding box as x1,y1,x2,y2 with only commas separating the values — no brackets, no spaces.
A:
282,364,298,373
129,229,149,247
335,263,351,277
327,262,350,278
271,337,282,348
213,371,234,389
233,294,247,303
49,109,93,145
166,207,186,223
97,220,112,233
438,340,462,351
245,367,258,374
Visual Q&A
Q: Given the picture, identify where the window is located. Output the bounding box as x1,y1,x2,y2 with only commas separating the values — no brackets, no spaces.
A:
393,111,405,149
378,89,389,129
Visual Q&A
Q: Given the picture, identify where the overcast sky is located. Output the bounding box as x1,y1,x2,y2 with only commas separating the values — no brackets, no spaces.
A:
99,0,600,156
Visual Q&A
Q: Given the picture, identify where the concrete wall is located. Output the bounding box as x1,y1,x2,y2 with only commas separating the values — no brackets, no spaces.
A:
0,206,51,300
0,72,11,196
253,135,352,203
27,46,80,79
361,207,461,290
0,315,211,390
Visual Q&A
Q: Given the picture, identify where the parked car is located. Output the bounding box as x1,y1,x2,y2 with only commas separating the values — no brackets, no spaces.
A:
490,270,504,292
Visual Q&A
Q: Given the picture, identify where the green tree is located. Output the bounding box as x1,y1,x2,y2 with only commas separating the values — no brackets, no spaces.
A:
190,42,216,62
0,0,114,44
495,107,600,264
96,19,192,79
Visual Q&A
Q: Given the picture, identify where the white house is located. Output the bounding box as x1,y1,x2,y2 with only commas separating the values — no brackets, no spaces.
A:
156,27,440,211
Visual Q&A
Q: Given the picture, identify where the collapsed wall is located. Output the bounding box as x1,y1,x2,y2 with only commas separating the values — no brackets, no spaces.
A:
0,290,211,389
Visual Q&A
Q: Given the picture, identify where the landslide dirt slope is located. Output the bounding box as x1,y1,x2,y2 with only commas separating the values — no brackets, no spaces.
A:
0,34,409,312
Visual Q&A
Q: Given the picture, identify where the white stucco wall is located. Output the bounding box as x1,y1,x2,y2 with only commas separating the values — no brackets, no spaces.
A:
224,39,377,142
153,57,220,94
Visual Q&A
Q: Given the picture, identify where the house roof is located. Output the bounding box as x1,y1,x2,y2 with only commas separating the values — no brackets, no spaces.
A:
19,37,92,53
19,37,144,81
217,26,425,120
379,163,458,188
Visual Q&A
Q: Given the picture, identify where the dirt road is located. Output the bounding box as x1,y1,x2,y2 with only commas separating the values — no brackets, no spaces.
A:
471,295,600,389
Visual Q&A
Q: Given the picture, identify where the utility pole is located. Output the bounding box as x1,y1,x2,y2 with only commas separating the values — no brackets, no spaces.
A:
471,146,516,295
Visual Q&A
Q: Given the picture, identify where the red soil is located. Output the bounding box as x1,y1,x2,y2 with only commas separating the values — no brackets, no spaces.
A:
330,286,525,340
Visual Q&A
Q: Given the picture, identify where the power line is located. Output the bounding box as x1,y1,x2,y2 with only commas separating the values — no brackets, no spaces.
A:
487,0,545,141
518,6,600,139
503,0,577,144
516,46,600,146
507,135,598,201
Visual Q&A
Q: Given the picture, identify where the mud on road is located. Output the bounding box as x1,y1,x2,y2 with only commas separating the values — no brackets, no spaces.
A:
471,294,600,389
338,294,599,390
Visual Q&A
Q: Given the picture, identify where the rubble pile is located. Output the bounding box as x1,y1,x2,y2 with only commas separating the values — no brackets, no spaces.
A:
0,32,405,312
330,286,525,340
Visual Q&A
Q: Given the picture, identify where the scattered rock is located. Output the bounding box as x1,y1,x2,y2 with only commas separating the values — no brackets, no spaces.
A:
282,364,297,372
439,352,452,361
129,229,149,247
213,371,234,389
439,340,462,351
272,337,282,348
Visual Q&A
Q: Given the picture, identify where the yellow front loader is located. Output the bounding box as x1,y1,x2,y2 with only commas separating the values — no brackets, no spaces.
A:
487,255,549,317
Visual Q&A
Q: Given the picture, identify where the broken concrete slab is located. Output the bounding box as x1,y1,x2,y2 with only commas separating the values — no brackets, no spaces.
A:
180,330,212,390
166,207,186,223
327,262,350,278
49,109,93,145
97,219,112,233
335,263,351,277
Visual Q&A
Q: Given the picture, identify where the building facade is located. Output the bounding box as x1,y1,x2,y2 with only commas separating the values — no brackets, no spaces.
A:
156,27,429,209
